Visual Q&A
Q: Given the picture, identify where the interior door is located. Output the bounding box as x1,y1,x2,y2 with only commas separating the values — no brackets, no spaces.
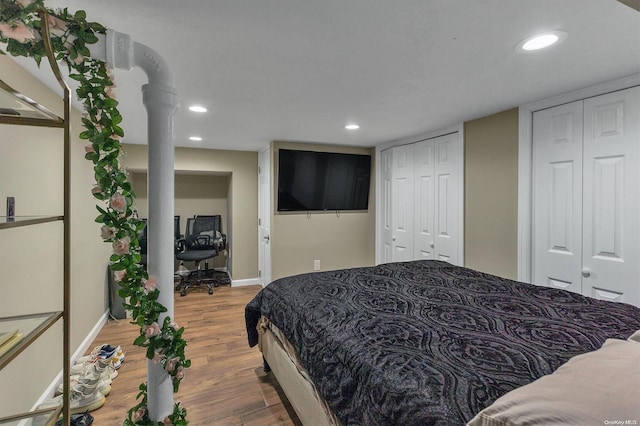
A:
533,100,584,294
582,87,640,305
381,149,394,263
391,144,414,261
413,140,435,260
433,133,460,264
258,148,272,286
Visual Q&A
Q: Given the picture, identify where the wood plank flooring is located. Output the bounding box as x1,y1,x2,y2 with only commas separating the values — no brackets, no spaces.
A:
85,284,301,425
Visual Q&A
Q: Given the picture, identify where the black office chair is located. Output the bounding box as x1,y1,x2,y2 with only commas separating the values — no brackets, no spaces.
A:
175,216,221,296
195,215,230,285
139,216,181,268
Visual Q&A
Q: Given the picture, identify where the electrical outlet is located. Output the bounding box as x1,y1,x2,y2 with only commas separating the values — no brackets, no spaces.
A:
313,260,320,271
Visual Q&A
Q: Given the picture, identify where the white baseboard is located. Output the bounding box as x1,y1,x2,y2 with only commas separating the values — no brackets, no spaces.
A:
32,309,109,407
231,277,260,287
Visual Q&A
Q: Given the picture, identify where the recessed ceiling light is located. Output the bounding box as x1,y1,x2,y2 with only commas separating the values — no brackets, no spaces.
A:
515,31,567,52
345,124,360,130
189,136,203,141
188,105,208,113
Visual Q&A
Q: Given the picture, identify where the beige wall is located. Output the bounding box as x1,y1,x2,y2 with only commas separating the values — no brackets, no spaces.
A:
0,56,112,413
270,141,376,280
122,145,258,280
464,108,519,279
131,172,230,269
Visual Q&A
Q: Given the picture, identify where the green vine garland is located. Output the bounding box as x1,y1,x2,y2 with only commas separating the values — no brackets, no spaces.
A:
0,1,190,424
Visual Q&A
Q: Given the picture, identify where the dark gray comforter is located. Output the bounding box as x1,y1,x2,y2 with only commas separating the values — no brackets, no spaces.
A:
245,261,640,425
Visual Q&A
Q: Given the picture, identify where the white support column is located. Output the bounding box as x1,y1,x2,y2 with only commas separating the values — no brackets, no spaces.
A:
144,81,179,420
89,30,180,421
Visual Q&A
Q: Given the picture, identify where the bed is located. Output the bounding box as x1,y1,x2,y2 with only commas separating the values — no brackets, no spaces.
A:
245,260,640,425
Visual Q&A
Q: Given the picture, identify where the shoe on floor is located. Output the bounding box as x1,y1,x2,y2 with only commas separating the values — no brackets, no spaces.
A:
58,360,117,395
38,386,105,415
72,347,124,375
56,374,112,397
75,344,119,364
55,410,94,426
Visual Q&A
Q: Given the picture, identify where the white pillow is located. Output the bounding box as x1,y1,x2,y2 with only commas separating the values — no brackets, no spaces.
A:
467,339,640,426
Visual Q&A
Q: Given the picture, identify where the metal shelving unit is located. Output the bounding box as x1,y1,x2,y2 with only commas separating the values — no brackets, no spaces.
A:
0,10,71,425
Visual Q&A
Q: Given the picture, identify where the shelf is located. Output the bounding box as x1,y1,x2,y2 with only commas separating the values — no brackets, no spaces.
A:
0,216,64,230
0,406,61,426
0,312,63,370
0,79,64,128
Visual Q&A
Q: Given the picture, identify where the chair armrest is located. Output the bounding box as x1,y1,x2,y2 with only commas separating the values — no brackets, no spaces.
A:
175,238,186,253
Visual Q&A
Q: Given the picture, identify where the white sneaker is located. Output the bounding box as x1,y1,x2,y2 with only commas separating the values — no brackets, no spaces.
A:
74,359,118,381
71,349,125,375
38,385,105,414
75,344,123,365
57,365,114,396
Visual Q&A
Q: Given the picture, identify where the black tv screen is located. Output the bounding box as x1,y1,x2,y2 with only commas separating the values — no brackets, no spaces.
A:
277,149,371,212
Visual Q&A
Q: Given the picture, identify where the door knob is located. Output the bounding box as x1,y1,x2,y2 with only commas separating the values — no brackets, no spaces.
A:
392,237,396,242
581,268,591,278
430,242,434,248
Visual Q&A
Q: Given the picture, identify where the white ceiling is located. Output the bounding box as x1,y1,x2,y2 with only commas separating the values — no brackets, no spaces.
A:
12,0,640,152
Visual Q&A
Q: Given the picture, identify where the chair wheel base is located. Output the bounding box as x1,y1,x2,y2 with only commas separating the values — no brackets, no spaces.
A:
208,289,214,294
180,290,186,296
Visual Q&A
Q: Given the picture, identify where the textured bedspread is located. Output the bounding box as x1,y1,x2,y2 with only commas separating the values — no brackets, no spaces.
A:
245,261,640,425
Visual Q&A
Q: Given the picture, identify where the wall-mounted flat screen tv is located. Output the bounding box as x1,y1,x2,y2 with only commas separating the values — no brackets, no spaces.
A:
277,149,371,212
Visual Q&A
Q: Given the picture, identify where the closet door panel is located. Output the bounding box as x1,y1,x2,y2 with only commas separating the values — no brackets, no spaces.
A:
433,134,460,264
533,101,584,293
413,140,435,260
582,86,640,306
392,144,414,262
381,149,394,264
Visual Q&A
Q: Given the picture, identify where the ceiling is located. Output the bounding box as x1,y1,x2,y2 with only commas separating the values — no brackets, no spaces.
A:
11,0,640,152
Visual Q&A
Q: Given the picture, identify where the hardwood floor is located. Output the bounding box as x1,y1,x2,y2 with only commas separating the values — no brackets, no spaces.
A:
86,284,301,425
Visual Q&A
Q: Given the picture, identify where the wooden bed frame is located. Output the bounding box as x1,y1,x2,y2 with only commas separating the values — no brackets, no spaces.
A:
258,319,340,425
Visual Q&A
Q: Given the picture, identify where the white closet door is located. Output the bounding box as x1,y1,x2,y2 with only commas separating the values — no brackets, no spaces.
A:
582,87,640,305
413,140,435,260
391,144,414,261
533,100,584,293
381,148,394,263
433,133,460,264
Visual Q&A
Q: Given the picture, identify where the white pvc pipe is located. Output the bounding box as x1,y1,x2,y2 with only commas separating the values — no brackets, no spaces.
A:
89,30,179,421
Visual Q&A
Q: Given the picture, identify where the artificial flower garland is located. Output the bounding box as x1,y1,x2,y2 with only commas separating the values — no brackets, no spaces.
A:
0,1,190,424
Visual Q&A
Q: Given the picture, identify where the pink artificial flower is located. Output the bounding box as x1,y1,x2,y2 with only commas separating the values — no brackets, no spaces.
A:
110,192,127,213
174,366,185,380
131,406,146,422
144,322,161,339
152,350,165,364
143,276,157,292
113,270,126,282
46,14,68,36
100,225,114,240
163,417,173,426
112,237,130,255
84,144,95,154
169,321,180,331
106,85,115,98
91,185,102,195
165,356,180,372
16,0,35,6
0,22,36,43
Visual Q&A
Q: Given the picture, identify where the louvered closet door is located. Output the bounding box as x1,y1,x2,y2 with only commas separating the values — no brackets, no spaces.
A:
381,149,394,264
433,133,460,264
413,140,435,260
582,87,640,305
533,100,584,293
391,144,414,261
